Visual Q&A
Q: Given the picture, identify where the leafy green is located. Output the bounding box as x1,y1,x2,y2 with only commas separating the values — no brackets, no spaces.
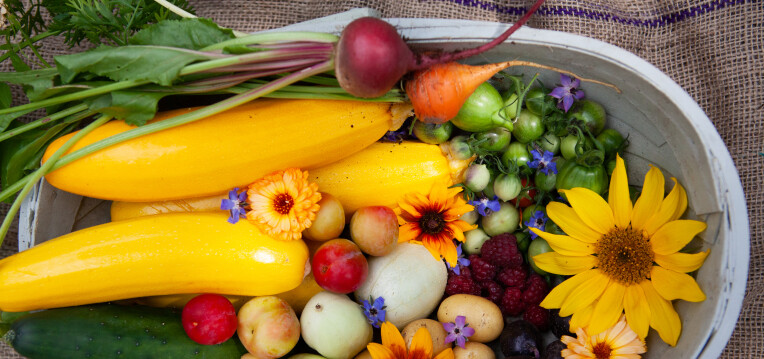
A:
129,18,235,50
84,90,166,125
54,45,211,85
0,68,60,101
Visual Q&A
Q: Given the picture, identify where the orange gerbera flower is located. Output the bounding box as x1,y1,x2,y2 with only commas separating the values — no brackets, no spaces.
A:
396,181,476,266
368,321,454,359
246,168,321,241
561,315,646,359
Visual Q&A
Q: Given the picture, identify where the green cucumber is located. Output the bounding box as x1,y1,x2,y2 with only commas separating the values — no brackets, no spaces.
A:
3,303,247,359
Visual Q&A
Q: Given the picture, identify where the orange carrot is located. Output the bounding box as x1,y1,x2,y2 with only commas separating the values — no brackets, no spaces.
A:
405,60,619,124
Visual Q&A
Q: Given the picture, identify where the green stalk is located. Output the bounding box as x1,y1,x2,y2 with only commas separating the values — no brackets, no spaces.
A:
0,114,112,247
0,104,91,143
180,47,333,75
0,80,148,116
201,32,339,51
0,31,59,64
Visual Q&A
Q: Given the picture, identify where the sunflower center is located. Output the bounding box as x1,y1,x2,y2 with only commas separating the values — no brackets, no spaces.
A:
419,211,446,234
272,193,295,215
596,227,654,285
592,342,612,359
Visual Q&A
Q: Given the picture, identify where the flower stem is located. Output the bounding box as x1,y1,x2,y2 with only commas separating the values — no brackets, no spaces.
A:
0,114,113,248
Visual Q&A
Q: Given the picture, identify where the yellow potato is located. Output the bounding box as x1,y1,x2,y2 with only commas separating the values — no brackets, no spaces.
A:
401,319,452,355
453,342,496,359
437,294,504,343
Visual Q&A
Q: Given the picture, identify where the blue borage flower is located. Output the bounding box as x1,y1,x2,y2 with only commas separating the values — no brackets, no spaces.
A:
525,210,548,240
528,149,557,175
220,187,248,224
468,195,501,216
361,296,387,328
549,73,585,112
443,315,475,349
448,243,471,276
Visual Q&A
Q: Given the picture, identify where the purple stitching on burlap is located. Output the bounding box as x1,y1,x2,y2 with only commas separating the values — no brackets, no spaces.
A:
441,0,750,27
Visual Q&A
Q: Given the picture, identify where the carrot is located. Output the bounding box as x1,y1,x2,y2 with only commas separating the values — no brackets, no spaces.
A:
405,61,620,124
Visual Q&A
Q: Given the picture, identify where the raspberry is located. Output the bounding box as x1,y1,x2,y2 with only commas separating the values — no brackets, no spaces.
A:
479,280,503,305
500,287,527,316
523,305,550,331
522,273,549,305
445,274,481,296
481,233,523,268
448,265,472,280
497,266,528,288
469,254,496,282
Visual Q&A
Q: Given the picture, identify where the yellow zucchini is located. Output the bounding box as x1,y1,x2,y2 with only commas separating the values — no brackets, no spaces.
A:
110,141,472,221
0,212,309,312
43,99,410,202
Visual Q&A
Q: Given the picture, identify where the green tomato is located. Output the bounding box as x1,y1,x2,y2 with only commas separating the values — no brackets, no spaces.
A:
502,142,531,168
528,238,553,275
524,87,555,116
481,202,520,236
464,228,491,255
512,111,545,144
522,203,547,230
447,135,473,160
534,169,557,193
451,83,513,132
560,134,579,160
566,99,607,136
556,160,609,196
596,128,626,157
538,132,561,155
503,93,520,119
464,163,491,192
460,209,479,225
515,231,530,253
494,173,522,201
413,121,453,144
545,220,566,235
475,127,512,152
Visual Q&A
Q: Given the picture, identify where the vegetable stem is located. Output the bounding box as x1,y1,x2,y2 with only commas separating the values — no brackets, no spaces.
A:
181,46,333,75
0,114,113,247
200,32,339,51
0,80,149,116
152,0,196,19
0,104,91,143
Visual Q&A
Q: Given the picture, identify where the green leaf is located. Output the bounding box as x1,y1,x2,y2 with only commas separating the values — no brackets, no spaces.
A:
0,119,78,202
0,83,11,109
84,90,166,126
0,108,37,133
129,18,235,50
0,67,59,101
54,45,210,86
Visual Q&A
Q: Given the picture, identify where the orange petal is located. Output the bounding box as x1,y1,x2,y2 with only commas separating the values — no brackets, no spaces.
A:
398,222,422,243
368,343,396,359
408,327,434,359
380,321,407,358
433,348,455,359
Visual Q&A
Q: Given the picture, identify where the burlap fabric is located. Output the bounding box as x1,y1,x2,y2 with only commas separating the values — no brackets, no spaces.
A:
0,0,761,357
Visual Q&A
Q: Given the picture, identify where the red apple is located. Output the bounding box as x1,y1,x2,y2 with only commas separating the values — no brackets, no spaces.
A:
312,238,369,294
182,293,238,345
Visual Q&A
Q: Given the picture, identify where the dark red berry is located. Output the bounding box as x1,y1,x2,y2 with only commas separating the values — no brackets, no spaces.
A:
481,234,523,268
523,305,550,331
480,280,504,305
469,254,496,282
500,287,527,316
497,266,528,288
446,274,481,296
522,273,549,305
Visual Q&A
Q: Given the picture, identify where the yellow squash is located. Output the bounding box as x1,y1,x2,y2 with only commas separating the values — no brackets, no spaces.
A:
110,141,473,221
42,99,410,202
0,212,309,312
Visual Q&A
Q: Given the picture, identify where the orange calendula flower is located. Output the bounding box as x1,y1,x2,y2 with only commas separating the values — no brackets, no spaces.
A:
396,181,476,266
368,321,454,359
561,315,646,359
246,168,321,241
531,154,709,346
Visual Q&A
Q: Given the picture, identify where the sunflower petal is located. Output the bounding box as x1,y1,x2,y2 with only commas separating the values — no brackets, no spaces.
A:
587,282,626,335
541,269,600,309
623,284,651,339
608,154,632,228
380,321,407,358
531,229,594,256
668,180,688,222
631,165,665,231
409,327,434,359
397,200,422,219
398,222,422,243
560,270,610,317
650,220,707,255
433,348,455,359
568,302,595,332
643,177,687,236
651,266,706,302
546,202,602,243
641,281,682,346
367,343,396,359
532,252,596,276
563,188,615,234
438,239,459,267
654,250,710,273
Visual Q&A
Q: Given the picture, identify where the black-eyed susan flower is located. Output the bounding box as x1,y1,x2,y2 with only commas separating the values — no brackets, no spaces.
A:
531,154,709,346
561,315,646,359
396,181,476,266
367,321,454,359
246,168,321,241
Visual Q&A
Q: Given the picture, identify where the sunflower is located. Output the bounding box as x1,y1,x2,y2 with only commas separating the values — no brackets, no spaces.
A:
246,168,321,241
530,154,709,346
561,315,646,359
367,321,454,359
396,181,476,266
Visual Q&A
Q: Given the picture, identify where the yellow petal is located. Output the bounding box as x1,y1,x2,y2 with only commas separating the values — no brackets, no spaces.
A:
531,229,594,256
608,154,632,228
398,222,422,243
631,165,665,231
433,348,455,359
397,200,422,219
546,202,602,243
640,281,681,346
668,180,688,222
440,240,459,267
651,266,706,302
643,177,684,236
380,321,407,358
560,270,610,317
541,269,600,309
367,343,396,359
623,284,651,339
587,282,626,335
654,250,710,273
563,187,615,234
532,252,596,276
568,302,595,332
650,220,707,255
409,327,434,359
